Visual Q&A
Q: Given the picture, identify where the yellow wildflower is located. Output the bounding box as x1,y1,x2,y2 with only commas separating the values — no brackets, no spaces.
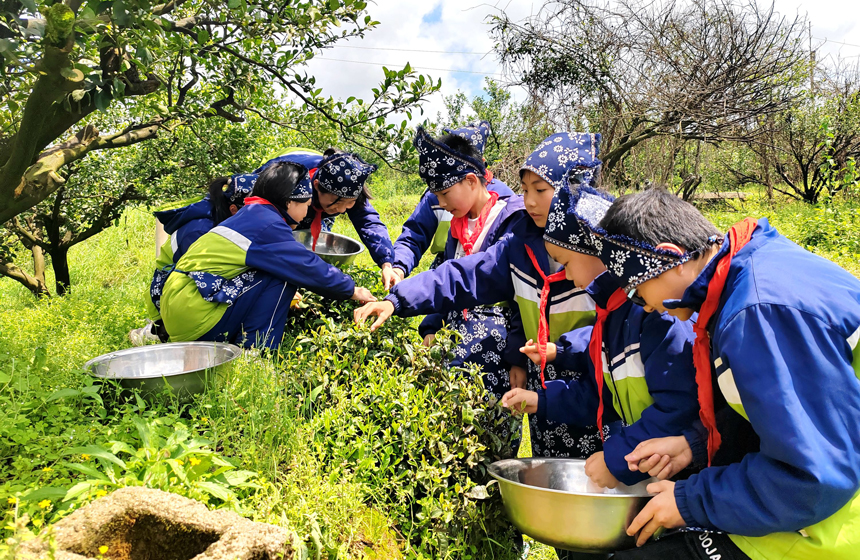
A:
7,497,17,505
175,459,183,466
95,490,108,498
38,499,51,509
42,467,52,473
81,454,91,461
99,545,109,554
188,457,202,467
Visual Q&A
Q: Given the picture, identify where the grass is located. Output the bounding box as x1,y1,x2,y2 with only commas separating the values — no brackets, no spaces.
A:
1,181,858,560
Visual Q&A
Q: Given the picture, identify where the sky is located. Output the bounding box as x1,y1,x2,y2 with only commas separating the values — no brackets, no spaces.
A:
302,0,860,125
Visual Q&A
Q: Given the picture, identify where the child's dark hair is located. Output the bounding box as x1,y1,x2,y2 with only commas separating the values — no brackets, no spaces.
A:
599,187,722,253
208,176,233,225
252,162,306,212
439,133,486,183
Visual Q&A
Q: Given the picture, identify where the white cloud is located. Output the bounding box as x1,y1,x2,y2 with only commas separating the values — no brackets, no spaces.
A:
301,0,860,127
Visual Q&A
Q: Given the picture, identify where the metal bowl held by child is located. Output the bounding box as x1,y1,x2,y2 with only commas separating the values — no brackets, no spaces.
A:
489,458,657,553
85,342,241,401
293,230,365,268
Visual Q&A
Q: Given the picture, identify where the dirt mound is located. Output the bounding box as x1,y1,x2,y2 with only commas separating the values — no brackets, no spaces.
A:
17,487,294,560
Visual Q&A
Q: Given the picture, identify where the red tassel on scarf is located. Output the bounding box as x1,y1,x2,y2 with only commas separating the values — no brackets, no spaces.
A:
588,288,628,441
525,245,568,388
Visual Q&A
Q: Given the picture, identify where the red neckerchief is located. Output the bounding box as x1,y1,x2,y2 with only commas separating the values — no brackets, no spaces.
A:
450,191,500,321
451,191,500,256
525,245,568,388
694,217,757,465
306,168,323,251
244,197,286,223
588,288,629,441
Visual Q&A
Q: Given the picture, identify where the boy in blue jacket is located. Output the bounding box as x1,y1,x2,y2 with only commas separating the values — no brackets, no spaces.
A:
385,121,514,289
595,188,860,560
500,178,700,489
355,132,605,460
160,162,376,350
258,147,395,272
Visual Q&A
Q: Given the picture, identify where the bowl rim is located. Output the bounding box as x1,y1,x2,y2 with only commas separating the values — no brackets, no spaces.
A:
85,341,243,379
292,229,365,257
488,457,656,498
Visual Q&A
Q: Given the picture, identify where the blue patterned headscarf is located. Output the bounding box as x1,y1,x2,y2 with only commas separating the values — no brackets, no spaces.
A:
289,173,314,200
544,172,615,256
225,174,257,205
520,132,602,189
593,221,722,290
443,120,491,154
316,152,377,199
415,126,487,193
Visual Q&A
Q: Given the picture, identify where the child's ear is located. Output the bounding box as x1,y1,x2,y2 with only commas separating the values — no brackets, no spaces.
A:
229,204,239,216
656,242,685,255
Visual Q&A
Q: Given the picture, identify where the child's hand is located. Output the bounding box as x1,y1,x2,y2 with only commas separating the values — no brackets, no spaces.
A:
624,436,693,480
520,339,557,364
501,388,537,415
351,287,377,304
354,300,395,331
627,481,684,546
381,263,404,291
422,334,435,347
584,451,619,489
509,365,527,389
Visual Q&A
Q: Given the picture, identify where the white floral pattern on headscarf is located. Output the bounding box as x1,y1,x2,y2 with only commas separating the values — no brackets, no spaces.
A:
316,152,377,199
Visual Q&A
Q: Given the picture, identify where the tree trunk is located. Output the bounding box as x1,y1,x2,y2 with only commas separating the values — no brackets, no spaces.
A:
51,246,71,295
0,255,50,297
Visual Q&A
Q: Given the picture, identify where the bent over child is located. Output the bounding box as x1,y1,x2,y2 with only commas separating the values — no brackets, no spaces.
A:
159,162,375,350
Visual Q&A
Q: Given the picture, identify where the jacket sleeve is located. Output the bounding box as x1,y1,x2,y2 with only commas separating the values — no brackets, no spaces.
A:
538,375,601,427
347,199,394,267
602,313,699,485
385,237,515,318
552,326,594,373
503,300,529,369
392,192,437,276
418,313,446,338
245,224,355,300
674,305,860,535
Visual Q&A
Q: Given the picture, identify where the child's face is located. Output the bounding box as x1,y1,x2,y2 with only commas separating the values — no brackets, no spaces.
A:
632,266,697,320
545,242,606,289
315,182,357,214
520,171,555,228
286,199,312,228
434,174,483,219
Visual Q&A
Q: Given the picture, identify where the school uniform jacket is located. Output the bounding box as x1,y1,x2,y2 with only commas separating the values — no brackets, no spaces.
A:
391,179,515,276
160,203,355,343
384,219,597,364
417,193,526,338
538,271,700,486
260,148,395,268
669,219,860,560
146,199,214,321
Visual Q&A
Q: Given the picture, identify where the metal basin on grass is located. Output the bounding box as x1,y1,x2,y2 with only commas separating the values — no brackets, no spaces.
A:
489,458,657,553
293,230,364,268
85,342,241,401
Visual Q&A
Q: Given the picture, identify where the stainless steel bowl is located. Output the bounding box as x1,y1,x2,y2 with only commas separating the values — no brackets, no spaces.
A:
85,342,241,400
489,458,656,552
293,230,364,268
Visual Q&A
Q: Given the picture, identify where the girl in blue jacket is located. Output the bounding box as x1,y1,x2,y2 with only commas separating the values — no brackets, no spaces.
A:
131,174,256,345
159,162,375,350
386,121,514,289
355,132,605,460
596,188,860,560
257,147,395,272
500,179,700,489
